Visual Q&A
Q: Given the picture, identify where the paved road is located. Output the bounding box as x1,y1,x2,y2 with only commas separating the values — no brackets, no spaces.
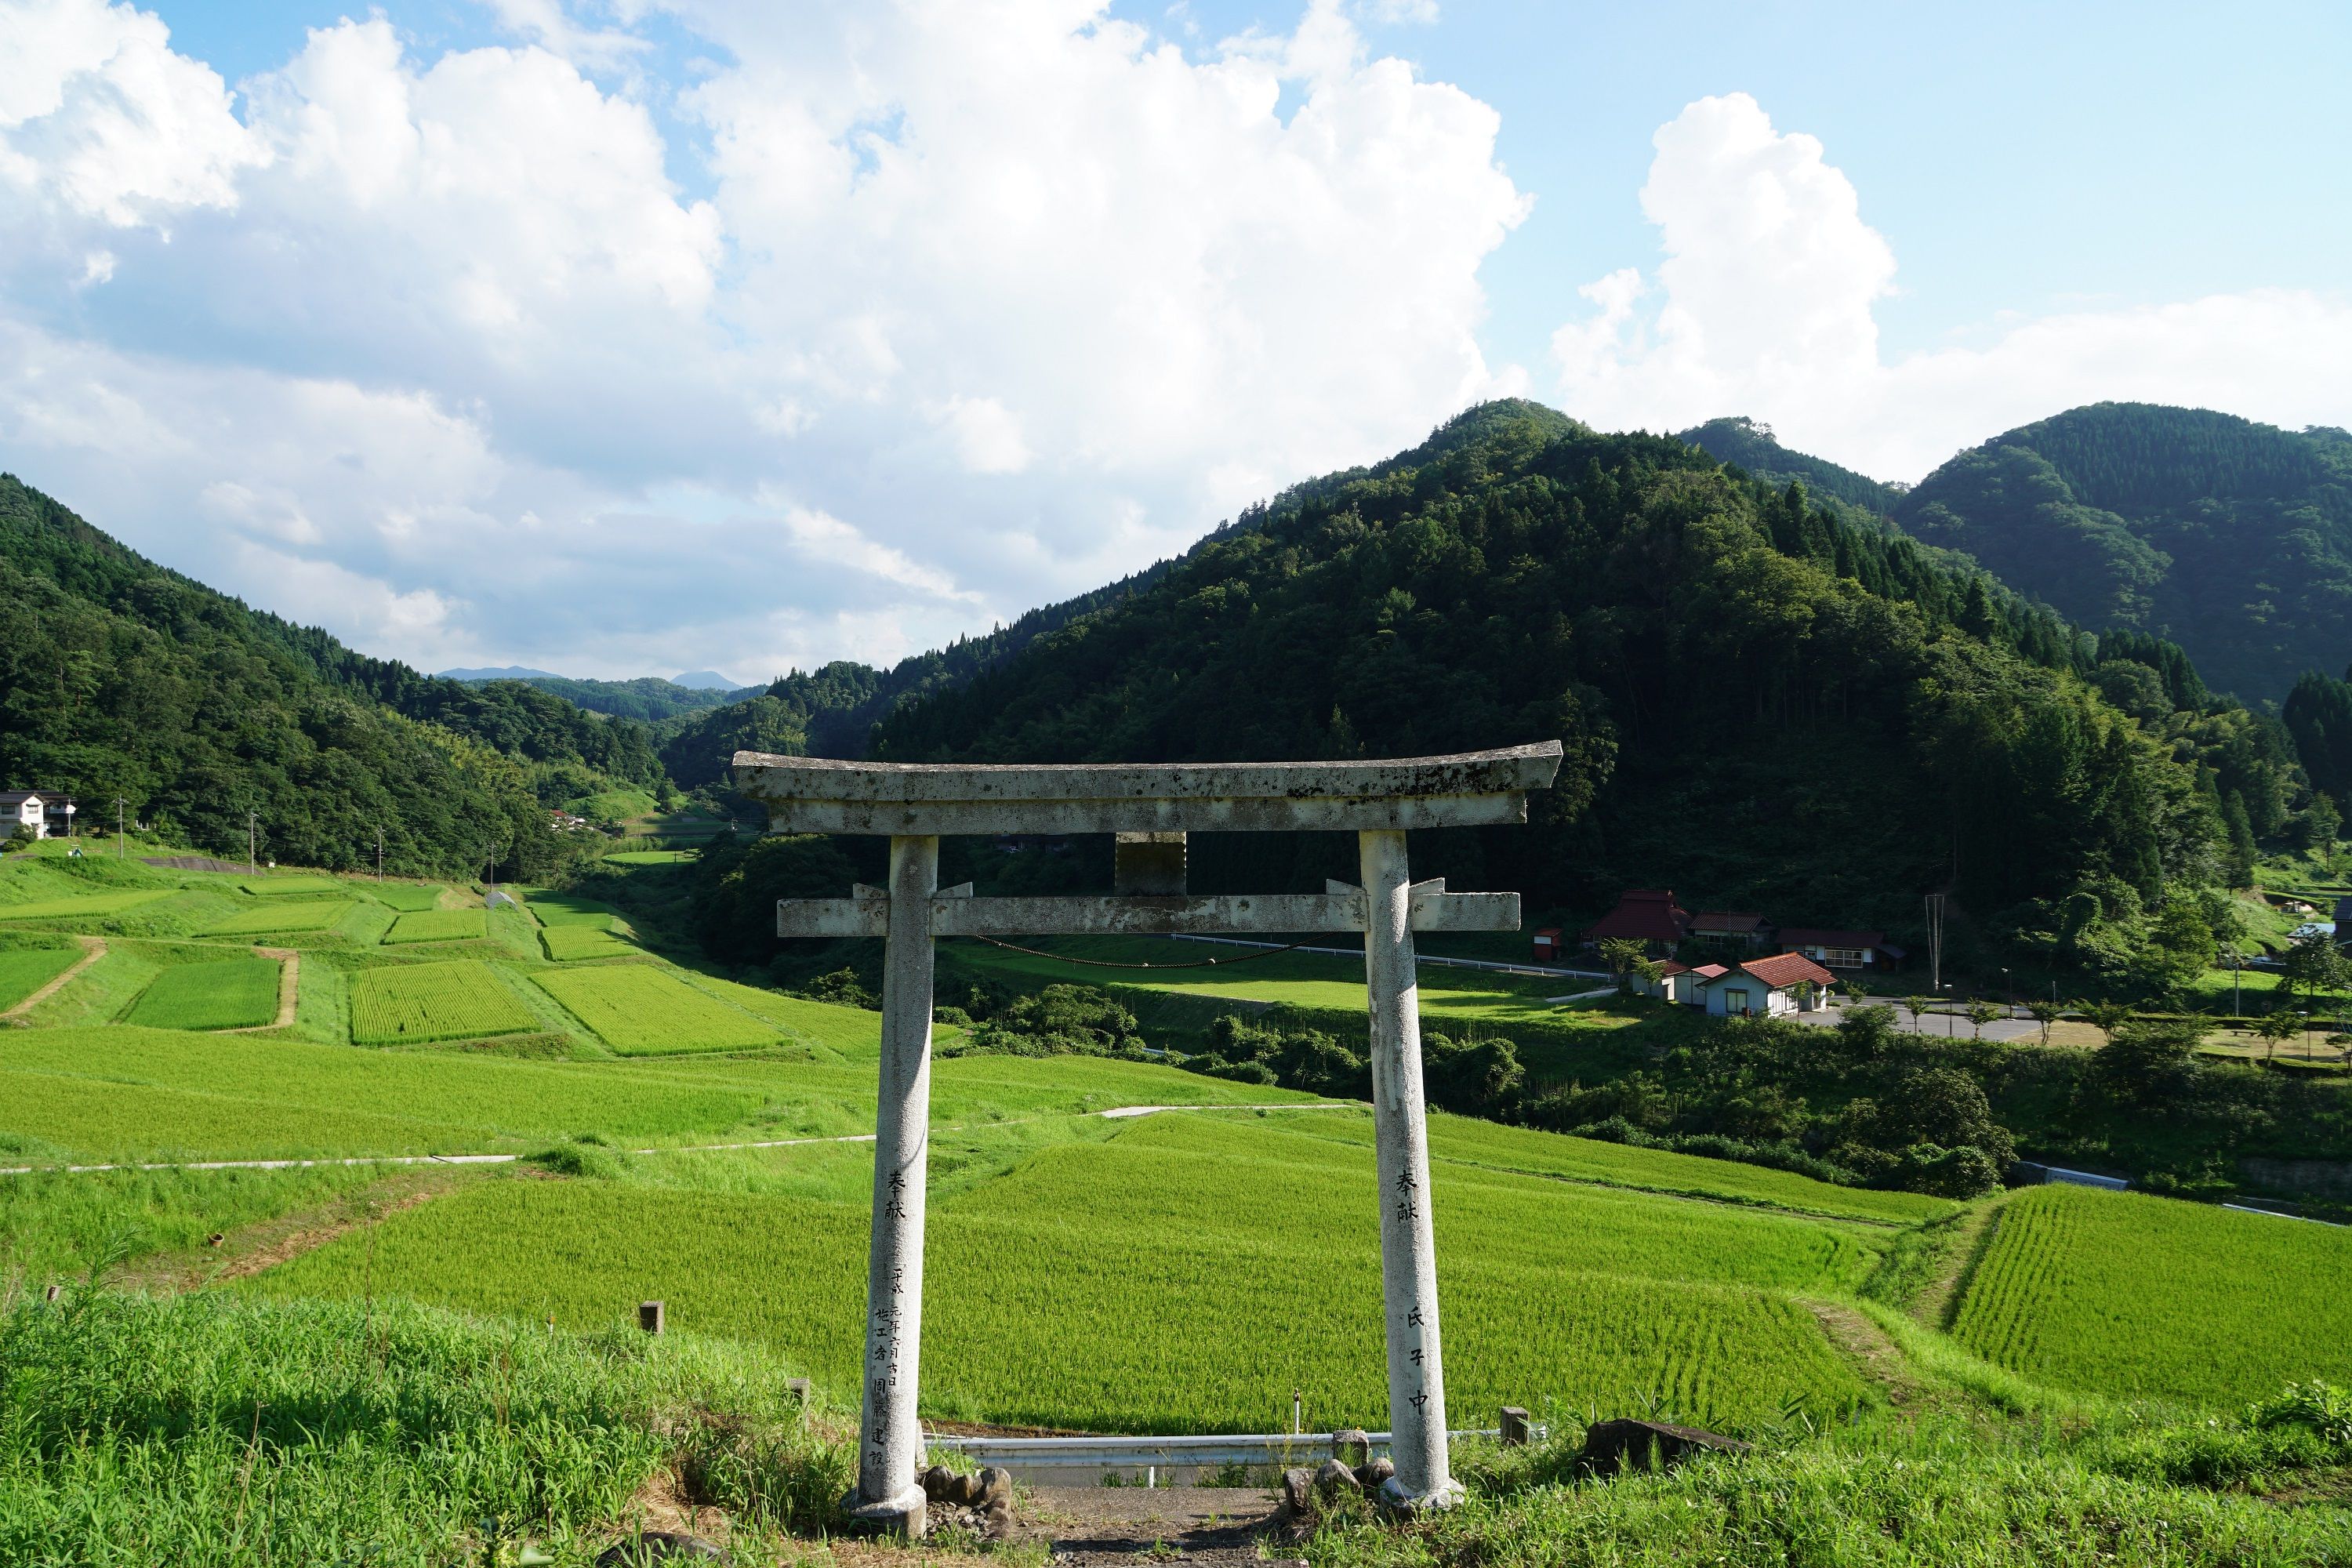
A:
1789,998,2043,1043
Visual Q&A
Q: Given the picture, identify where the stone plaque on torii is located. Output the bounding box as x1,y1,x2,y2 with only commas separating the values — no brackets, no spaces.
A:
732,741,1563,1535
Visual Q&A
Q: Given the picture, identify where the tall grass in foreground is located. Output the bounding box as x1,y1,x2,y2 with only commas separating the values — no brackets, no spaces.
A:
1311,1404,2352,1567
0,1290,850,1566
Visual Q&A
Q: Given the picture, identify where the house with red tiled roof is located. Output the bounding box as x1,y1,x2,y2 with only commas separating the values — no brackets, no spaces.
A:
1694,952,1836,1017
1581,888,1690,954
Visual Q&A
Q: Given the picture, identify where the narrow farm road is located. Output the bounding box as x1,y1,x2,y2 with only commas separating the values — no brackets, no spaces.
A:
2,935,104,1021
1800,1299,1927,1406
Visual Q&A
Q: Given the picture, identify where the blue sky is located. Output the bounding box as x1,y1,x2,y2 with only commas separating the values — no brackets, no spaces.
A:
2,0,2346,684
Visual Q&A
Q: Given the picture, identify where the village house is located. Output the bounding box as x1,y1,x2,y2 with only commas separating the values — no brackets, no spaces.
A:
1697,952,1837,1017
1,791,50,840
1777,927,1903,971
1580,887,1690,955
1687,910,1773,954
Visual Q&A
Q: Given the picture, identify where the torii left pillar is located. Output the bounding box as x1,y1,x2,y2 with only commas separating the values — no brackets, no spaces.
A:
851,834,938,1535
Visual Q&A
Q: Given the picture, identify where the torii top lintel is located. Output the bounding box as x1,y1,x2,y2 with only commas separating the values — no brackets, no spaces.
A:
730,741,1564,837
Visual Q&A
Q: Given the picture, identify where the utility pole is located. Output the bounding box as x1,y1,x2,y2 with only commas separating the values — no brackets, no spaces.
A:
376,823,385,882
1925,893,1947,993
115,795,127,860
247,809,259,877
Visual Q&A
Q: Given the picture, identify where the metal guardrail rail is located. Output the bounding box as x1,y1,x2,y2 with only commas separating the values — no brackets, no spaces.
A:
924,1426,1544,1471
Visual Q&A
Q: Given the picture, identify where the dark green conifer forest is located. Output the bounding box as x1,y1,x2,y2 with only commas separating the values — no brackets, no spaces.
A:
1893,404,2352,702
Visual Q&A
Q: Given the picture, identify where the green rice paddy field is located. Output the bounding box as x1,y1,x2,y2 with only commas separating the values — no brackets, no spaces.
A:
202,899,353,937
382,909,486,944
121,956,280,1030
1953,1185,2352,1401
349,960,538,1044
2,844,2350,1468
0,946,79,1010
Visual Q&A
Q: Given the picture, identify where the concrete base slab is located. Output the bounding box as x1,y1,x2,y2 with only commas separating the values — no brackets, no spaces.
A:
1377,1475,1465,1513
843,1485,929,1538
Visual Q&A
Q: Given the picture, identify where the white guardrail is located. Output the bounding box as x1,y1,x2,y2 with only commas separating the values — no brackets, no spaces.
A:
924,1426,1544,1472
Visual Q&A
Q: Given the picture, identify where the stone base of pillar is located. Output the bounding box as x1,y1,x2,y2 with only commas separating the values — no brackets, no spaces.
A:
844,1486,929,1538
1377,1475,1465,1514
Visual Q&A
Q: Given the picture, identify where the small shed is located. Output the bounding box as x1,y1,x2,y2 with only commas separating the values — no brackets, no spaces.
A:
1532,927,1563,963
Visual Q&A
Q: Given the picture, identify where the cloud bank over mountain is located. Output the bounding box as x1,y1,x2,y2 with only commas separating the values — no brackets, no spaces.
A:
1552,93,2352,481
0,5,2341,678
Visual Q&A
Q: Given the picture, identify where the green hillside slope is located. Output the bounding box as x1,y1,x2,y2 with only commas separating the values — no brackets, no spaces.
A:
0,475,648,876
855,401,2238,935
1893,404,2352,700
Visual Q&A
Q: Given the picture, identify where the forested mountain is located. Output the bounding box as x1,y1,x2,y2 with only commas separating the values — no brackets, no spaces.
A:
1679,416,1907,521
452,670,745,724
834,401,2313,985
1891,404,2352,701
659,568,1174,788
0,475,626,877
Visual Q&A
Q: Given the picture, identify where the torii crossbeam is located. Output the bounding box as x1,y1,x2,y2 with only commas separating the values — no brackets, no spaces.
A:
732,742,1563,1534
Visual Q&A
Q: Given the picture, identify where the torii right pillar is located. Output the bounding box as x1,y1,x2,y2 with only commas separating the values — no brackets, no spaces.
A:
1359,828,1463,1510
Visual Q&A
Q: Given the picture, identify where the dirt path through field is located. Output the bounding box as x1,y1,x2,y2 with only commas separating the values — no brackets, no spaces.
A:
1013,1486,1294,1566
2,935,103,1021
222,946,298,1033
1802,1298,1927,1406
1912,1199,2008,1330
120,1166,494,1293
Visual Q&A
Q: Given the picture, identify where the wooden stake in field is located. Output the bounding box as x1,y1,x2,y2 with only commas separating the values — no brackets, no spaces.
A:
735,742,1563,1537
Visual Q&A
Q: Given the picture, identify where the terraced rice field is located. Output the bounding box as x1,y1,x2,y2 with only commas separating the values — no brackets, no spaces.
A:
364,884,449,912
527,895,628,927
252,1111,1874,1432
533,966,779,1054
0,891,173,924
0,946,80,1011
122,958,281,1030
1951,1185,2352,1403
1361,1112,1955,1225
0,1020,1289,1162
350,960,539,1044
241,877,345,897
203,900,354,937
382,909,487,945
539,926,637,961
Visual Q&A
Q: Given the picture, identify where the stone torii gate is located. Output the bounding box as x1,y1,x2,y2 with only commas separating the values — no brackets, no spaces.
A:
731,742,1562,1535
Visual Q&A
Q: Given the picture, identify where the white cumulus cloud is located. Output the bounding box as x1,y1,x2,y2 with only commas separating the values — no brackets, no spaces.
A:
1555,93,2352,480
0,0,1530,681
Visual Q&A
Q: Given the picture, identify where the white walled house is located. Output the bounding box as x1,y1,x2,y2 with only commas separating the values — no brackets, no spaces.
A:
0,792,49,840
1696,952,1838,1018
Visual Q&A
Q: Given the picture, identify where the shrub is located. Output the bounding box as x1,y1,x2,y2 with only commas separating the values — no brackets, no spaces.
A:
967,984,1145,1058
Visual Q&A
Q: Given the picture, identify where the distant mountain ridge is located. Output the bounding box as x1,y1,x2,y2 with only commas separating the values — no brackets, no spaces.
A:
1889,404,2352,702
1679,416,1907,519
848,398,2282,939
444,668,757,724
